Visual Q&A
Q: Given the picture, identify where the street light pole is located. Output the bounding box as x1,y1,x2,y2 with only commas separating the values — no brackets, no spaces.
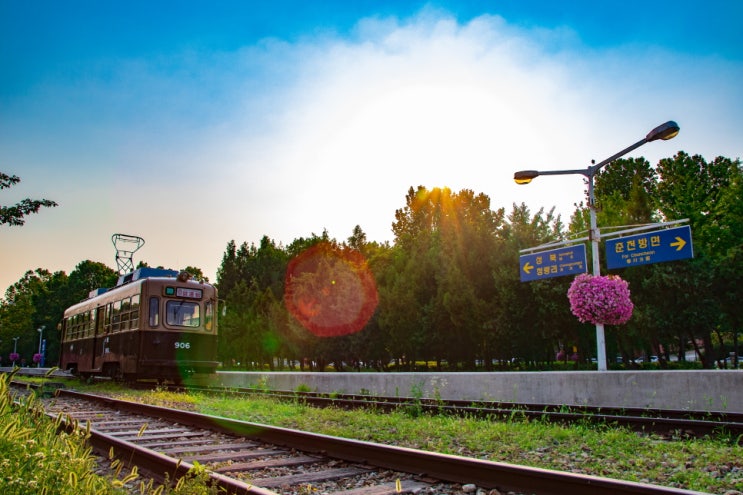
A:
513,121,680,371
37,326,45,368
586,173,607,370
12,336,19,366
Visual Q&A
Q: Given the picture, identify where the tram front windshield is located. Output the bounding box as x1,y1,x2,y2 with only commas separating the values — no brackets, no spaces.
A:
166,300,200,327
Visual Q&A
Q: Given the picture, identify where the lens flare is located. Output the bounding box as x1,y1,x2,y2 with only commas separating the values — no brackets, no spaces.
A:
284,242,378,337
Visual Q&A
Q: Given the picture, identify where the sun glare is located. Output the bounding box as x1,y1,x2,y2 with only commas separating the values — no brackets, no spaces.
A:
284,243,379,337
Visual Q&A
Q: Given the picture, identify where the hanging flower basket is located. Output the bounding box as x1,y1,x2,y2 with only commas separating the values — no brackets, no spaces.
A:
567,273,633,325
9,352,20,362
33,353,42,364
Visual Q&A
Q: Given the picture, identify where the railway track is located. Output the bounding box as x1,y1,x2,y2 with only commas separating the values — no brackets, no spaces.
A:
35,387,709,495
7,368,742,441
167,384,743,442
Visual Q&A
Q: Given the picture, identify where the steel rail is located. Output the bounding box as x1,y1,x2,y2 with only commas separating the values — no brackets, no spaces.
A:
13,376,742,440
7,367,741,421
172,384,743,440
11,380,269,493
55,389,710,495
50,409,277,495
177,383,743,420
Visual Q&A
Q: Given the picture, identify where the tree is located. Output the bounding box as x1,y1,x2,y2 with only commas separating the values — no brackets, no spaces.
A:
66,261,118,302
493,204,569,367
1,172,58,226
654,152,742,366
585,152,742,367
216,240,240,296
347,225,367,251
594,157,659,227
182,266,208,282
383,186,504,370
0,269,57,365
216,236,291,368
712,164,743,367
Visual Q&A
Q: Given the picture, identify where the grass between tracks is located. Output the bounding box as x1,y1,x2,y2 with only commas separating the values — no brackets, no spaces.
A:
91,383,743,495
8,376,743,494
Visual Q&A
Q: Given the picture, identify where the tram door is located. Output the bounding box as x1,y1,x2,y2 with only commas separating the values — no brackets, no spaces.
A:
91,305,106,371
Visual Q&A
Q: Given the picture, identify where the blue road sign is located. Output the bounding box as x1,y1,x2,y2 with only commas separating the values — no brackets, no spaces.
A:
605,225,693,269
520,244,587,282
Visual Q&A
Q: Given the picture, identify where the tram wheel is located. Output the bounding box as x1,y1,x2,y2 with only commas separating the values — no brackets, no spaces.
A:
103,364,123,381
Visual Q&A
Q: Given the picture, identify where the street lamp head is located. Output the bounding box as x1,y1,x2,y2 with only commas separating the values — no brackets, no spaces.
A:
514,170,540,185
646,120,680,142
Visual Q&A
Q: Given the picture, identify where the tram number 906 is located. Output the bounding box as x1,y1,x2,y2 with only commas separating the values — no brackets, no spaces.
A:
175,342,191,350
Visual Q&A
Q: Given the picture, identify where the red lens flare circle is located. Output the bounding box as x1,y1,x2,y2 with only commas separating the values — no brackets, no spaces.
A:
284,243,378,337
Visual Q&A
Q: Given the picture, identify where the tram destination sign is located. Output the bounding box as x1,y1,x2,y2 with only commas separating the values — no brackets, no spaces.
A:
605,225,693,270
520,244,587,282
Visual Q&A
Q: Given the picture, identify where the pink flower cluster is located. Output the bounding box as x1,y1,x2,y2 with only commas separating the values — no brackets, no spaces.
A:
567,273,634,326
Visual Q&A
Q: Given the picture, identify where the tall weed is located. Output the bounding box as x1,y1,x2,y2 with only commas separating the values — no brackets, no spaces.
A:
0,374,220,494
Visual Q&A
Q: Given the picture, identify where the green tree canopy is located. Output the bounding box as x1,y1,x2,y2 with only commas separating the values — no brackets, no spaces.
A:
1,172,58,226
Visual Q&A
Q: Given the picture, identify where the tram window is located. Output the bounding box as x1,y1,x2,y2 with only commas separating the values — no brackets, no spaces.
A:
105,303,113,332
132,295,140,328
88,309,96,338
121,299,130,330
112,300,122,331
129,294,140,330
166,300,200,328
205,301,214,331
149,297,160,327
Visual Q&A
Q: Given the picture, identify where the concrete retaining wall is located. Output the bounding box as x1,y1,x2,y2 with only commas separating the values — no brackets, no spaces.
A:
6,367,739,412
205,370,743,413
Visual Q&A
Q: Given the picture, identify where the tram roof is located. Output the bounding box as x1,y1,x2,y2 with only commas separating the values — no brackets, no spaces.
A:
116,267,179,287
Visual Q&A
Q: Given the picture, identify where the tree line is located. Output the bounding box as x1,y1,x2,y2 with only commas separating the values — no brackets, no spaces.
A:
212,151,743,371
1,151,741,370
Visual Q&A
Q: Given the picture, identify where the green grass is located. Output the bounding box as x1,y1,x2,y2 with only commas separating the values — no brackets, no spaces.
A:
0,374,225,494
0,374,125,494
19,377,743,493
109,385,742,495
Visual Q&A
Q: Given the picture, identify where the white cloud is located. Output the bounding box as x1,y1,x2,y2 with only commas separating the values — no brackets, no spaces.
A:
223,11,741,236
215,12,622,243
2,9,741,294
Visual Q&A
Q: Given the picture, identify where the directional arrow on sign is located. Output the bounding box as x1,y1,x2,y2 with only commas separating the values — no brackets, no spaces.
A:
522,262,534,275
670,236,686,251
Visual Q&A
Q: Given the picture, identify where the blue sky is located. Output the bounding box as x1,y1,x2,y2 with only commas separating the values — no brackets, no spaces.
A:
1,0,741,294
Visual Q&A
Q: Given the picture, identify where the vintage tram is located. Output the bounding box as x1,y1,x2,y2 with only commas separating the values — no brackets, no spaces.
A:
60,268,219,382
